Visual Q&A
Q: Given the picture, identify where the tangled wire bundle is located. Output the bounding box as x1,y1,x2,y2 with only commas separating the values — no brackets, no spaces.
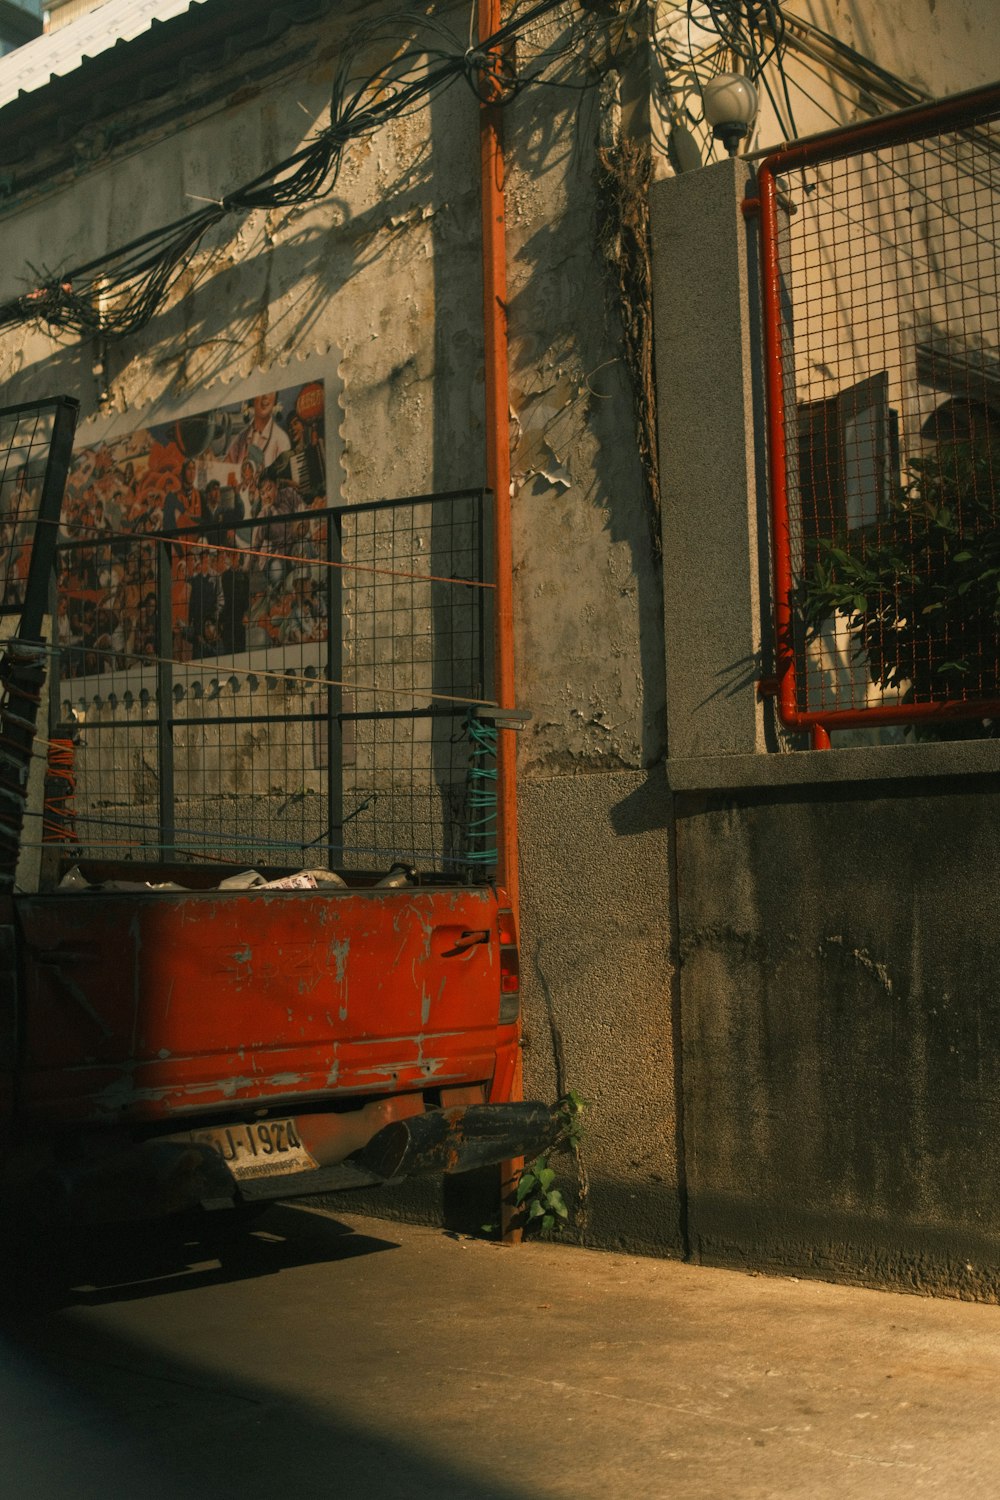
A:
0,0,628,343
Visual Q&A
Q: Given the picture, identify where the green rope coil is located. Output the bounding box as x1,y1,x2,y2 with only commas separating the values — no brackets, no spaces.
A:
463,712,498,868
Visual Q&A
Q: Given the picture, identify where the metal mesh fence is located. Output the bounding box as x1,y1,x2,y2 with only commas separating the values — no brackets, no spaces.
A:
0,402,72,628
759,85,1000,740
49,489,496,877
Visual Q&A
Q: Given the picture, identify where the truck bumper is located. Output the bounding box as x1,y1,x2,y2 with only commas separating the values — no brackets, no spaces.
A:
5,1100,563,1225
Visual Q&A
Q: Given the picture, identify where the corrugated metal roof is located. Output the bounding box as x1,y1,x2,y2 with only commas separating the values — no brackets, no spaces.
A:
0,0,335,177
0,0,206,111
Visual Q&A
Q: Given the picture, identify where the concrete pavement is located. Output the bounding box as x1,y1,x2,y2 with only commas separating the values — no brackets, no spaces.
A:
2,1203,999,1499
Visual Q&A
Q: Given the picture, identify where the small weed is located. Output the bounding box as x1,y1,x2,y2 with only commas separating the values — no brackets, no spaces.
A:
516,1158,569,1235
479,1091,588,1239
514,1089,587,1239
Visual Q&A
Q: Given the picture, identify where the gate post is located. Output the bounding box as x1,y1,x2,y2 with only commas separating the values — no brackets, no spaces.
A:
650,159,771,764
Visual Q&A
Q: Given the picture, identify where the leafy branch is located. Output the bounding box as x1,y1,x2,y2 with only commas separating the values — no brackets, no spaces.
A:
799,438,1000,713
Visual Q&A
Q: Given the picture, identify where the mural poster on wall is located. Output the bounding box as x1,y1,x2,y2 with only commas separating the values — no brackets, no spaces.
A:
57,379,329,674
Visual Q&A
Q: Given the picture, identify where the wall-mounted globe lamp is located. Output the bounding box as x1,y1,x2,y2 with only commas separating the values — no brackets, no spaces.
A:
702,73,759,158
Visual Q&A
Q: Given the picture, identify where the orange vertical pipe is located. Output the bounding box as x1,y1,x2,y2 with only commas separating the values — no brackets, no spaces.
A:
478,0,518,917
478,0,523,1242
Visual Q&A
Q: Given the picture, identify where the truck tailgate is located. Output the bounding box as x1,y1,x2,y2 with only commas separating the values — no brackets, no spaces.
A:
15,885,507,1125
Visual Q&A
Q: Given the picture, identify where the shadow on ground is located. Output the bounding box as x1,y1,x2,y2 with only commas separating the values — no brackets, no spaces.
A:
3,1201,399,1311
0,1204,532,1500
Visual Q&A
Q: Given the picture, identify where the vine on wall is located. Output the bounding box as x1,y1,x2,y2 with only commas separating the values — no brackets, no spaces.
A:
596,135,661,562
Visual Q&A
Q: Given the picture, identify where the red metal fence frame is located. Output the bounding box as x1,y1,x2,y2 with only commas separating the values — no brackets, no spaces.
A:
757,80,1000,749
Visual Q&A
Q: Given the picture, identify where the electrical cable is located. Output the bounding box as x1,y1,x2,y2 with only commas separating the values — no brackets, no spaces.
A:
0,0,621,343
669,1,798,156
662,0,998,179
780,54,1000,269
694,0,785,74
775,23,1000,195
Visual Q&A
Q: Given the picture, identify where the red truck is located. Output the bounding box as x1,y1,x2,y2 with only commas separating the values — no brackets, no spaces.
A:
0,395,556,1230
3,872,557,1227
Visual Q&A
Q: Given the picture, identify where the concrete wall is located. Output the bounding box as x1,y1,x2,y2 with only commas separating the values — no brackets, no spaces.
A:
517,767,681,1255
675,771,1000,1299
0,2,679,1250
0,10,483,498
651,14,1000,1296
500,9,678,1252
4,0,994,1277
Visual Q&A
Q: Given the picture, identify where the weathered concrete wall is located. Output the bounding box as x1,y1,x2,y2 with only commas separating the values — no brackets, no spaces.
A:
770,0,998,137
0,7,483,501
0,4,678,1247
0,4,666,778
517,767,680,1255
676,773,1000,1298
648,1,1000,1298
505,42,666,776
499,10,677,1252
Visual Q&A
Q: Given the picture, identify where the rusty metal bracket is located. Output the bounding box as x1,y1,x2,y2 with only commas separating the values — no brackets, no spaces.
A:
743,190,797,217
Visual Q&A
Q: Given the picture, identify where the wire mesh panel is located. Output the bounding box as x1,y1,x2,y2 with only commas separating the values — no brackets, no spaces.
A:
0,413,50,625
338,493,493,872
51,490,495,878
0,399,78,636
0,397,78,889
758,84,1000,742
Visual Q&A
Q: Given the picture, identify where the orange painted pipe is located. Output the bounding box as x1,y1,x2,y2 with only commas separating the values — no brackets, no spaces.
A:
478,0,518,918
478,0,524,1243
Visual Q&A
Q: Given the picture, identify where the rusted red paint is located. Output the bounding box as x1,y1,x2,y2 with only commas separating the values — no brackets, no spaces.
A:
14,885,518,1127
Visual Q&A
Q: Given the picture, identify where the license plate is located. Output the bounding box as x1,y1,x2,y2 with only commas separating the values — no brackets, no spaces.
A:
186,1118,318,1180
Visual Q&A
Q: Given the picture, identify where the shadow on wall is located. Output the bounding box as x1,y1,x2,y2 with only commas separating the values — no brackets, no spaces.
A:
609,760,670,834
504,88,668,771
673,775,1000,1296
8,86,461,421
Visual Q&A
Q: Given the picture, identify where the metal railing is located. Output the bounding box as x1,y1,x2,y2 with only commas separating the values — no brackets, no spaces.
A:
757,81,1000,746
47,489,497,877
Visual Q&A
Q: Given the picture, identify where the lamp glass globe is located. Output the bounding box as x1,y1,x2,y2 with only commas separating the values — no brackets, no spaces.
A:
702,73,759,130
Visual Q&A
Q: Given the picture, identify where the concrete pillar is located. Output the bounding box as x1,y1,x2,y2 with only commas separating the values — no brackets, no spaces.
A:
650,159,770,762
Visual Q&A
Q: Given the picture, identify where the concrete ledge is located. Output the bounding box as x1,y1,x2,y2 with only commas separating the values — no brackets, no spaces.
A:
666,737,1000,791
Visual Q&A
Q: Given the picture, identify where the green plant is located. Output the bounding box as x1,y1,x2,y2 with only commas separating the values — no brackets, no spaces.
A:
515,1158,569,1236
514,1089,587,1239
799,439,1000,716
